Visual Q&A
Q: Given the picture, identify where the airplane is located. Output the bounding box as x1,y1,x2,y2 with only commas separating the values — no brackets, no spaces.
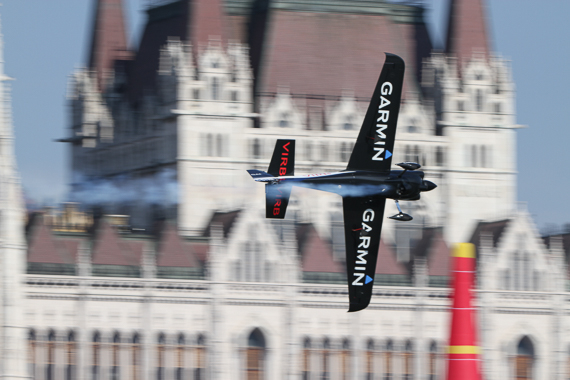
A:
247,53,436,312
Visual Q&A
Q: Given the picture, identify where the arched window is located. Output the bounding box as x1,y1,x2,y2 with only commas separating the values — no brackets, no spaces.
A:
384,340,393,380
340,142,351,162
252,139,261,159
67,331,76,380
111,333,120,380
46,330,56,380
321,142,328,162
403,340,413,380
278,112,289,128
29,330,36,379
301,338,311,380
435,147,445,167
212,77,220,100
207,134,213,157
246,329,266,380
92,332,101,380
471,145,478,167
321,338,331,380
132,334,141,380
343,115,354,130
176,334,185,380
475,89,484,112
157,333,166,380
216,134,223,157
365,339,375,380
515,336,534,380
428,341,437,380
340,339,351,380
195,335,206,380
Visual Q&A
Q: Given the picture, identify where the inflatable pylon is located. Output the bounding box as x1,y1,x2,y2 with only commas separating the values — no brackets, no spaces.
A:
446,243,483,380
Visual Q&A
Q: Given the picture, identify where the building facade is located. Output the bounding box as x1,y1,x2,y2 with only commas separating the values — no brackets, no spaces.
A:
2,0,568,379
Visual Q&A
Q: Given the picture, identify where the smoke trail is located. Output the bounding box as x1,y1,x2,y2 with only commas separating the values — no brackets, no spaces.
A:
292,182,394,198
69,168,178,207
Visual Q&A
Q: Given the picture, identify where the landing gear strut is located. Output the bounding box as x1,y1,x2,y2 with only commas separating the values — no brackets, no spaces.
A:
388,200,413,221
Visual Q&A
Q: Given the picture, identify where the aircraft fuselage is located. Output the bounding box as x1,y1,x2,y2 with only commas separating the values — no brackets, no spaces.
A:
264,169,435,201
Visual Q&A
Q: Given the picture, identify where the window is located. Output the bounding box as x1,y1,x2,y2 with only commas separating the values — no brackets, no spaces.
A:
132,334,141,380
471,145,478,167
384,340,393,380
321,142,328,162
29,330,36,379
92,332,101,380
321,338,331,380
403,340,413,380
428,341,437,380
212,77,220,100
495,102,501,114
343,115,354,130
515,336,534,380
480,145,486,168
340,142,351,162
67,331,77,380
157,334,166,380
195,335,206,380
47,330,56,380
216,134,223,157
340,339,351,380
231,91,239,102
193,88,200,100
278,112,289,128
301,338,311,380
435,147,445,167
475,89,483,112
252,139,261,159
176,334,185,380
246,329,266,380
112,333,120,380
365,340,374,380
458,100,465,111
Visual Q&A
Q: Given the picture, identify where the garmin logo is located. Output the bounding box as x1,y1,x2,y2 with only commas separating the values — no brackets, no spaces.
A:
352,208,375,286
372,82,393,161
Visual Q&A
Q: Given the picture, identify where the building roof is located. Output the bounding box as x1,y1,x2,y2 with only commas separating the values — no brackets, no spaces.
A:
88,0,131,91
445,0,491,67
297,224,343,273
92,221,143,266
202,210,241,238
156,223,200,267
27,216,77,265
252,2,432,104
412,227,450,276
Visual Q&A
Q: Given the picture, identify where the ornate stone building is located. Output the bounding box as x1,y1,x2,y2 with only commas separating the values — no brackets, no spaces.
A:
7,0,570,379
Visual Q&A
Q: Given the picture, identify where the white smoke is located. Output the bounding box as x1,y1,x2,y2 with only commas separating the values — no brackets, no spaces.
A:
293,182,394,198
69,168,178,207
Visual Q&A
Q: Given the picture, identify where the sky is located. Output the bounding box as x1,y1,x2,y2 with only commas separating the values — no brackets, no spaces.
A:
2,0,570,234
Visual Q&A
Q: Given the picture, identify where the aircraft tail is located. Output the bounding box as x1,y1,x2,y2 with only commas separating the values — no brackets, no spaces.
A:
268,139,295,177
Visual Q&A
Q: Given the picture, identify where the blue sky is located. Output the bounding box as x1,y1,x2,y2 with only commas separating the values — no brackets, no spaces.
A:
2,0,570,233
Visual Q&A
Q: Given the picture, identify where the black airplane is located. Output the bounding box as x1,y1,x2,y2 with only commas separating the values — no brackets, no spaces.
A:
247,53,436,311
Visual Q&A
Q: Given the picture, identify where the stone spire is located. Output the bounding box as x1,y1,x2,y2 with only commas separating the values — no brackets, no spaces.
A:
87,0,131,91
445,0,491,66
0,15,28,379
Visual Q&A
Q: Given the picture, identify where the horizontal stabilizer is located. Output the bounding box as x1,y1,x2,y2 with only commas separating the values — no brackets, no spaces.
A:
266,183,292,219
247,170,274,182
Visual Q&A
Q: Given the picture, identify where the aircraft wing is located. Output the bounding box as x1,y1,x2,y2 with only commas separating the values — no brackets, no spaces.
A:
346,53,405,173
342,195,386,312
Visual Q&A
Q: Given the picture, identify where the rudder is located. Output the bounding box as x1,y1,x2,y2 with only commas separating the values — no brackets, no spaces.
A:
268,139,295,177
265,183,292,219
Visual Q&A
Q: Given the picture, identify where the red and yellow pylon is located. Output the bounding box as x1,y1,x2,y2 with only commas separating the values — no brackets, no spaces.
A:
446,243,483,380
